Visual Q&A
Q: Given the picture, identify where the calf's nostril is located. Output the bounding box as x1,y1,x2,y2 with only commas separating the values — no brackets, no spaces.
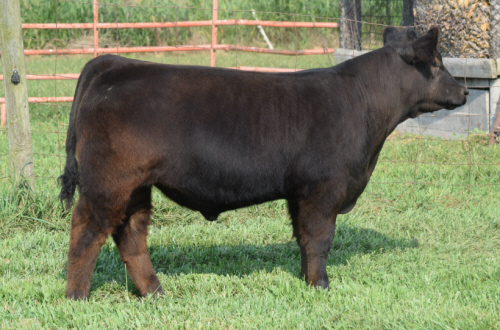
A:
464,89,469,96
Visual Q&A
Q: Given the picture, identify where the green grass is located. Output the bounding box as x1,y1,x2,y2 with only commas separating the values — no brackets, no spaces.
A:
1,53,500,328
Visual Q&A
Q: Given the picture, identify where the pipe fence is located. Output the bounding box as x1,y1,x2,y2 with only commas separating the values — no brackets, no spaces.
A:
0,0,498,194
0,0,340,125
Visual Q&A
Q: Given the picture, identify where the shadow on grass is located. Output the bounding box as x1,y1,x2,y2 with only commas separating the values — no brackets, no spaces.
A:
79,223,418,296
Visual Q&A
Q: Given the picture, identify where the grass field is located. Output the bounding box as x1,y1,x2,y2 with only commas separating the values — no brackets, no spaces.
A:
1,52,500,329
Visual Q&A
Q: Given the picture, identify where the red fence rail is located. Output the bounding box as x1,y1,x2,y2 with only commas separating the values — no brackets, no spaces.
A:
21,21,341,29
0,0,339,127
0,44,335,56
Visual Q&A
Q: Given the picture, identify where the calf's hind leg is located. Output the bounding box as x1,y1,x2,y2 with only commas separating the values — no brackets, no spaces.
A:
112,187,163,297
66,197,109,300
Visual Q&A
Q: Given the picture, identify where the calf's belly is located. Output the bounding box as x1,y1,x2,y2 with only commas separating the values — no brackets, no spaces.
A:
154,177,285,219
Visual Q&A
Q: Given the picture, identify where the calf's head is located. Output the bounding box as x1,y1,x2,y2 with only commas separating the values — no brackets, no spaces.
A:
383,26,468,118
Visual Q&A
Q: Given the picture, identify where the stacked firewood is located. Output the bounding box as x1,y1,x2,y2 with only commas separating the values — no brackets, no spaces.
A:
414,0,490,58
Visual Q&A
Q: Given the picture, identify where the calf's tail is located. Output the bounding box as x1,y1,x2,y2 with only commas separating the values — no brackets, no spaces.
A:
58,60,97,209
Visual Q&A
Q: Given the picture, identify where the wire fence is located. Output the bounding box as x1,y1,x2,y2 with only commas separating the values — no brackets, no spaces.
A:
0,0,499,198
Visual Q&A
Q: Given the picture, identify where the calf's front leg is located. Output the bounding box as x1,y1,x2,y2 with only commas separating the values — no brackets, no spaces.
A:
288,198,337,289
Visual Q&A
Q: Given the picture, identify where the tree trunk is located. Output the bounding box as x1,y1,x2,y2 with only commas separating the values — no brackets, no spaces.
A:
340,0,362,50
402,0,414,27
386,0,391,26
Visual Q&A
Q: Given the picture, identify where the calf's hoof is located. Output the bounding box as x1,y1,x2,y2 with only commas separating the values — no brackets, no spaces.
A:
313,278,330,290
142,285,164,298
66,290,89,300
305,276,330,290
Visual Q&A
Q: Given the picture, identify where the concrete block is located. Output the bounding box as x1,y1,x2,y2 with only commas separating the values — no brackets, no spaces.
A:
334,48,369,65
443,58,497,79
490,78,500,133
397,89,489,139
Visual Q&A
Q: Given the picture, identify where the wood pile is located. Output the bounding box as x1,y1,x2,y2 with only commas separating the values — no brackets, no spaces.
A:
414,0,490,58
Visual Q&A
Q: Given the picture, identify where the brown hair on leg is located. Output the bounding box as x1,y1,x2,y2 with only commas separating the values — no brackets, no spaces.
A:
66,198,109,300
112,187,163,297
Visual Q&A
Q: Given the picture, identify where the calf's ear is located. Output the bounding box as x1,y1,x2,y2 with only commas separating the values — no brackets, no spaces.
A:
383,27,399,45
398,26,439,65
412,26,439,63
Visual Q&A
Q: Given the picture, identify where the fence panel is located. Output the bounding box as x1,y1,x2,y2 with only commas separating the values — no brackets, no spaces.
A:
0,0,498,194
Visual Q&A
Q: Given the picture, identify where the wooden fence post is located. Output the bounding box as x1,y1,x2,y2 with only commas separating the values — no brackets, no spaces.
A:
210,0,218,67
93,0,99,58
0,0,35,190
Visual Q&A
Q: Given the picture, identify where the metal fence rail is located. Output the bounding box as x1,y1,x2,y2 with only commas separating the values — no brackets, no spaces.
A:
0,0,340,127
